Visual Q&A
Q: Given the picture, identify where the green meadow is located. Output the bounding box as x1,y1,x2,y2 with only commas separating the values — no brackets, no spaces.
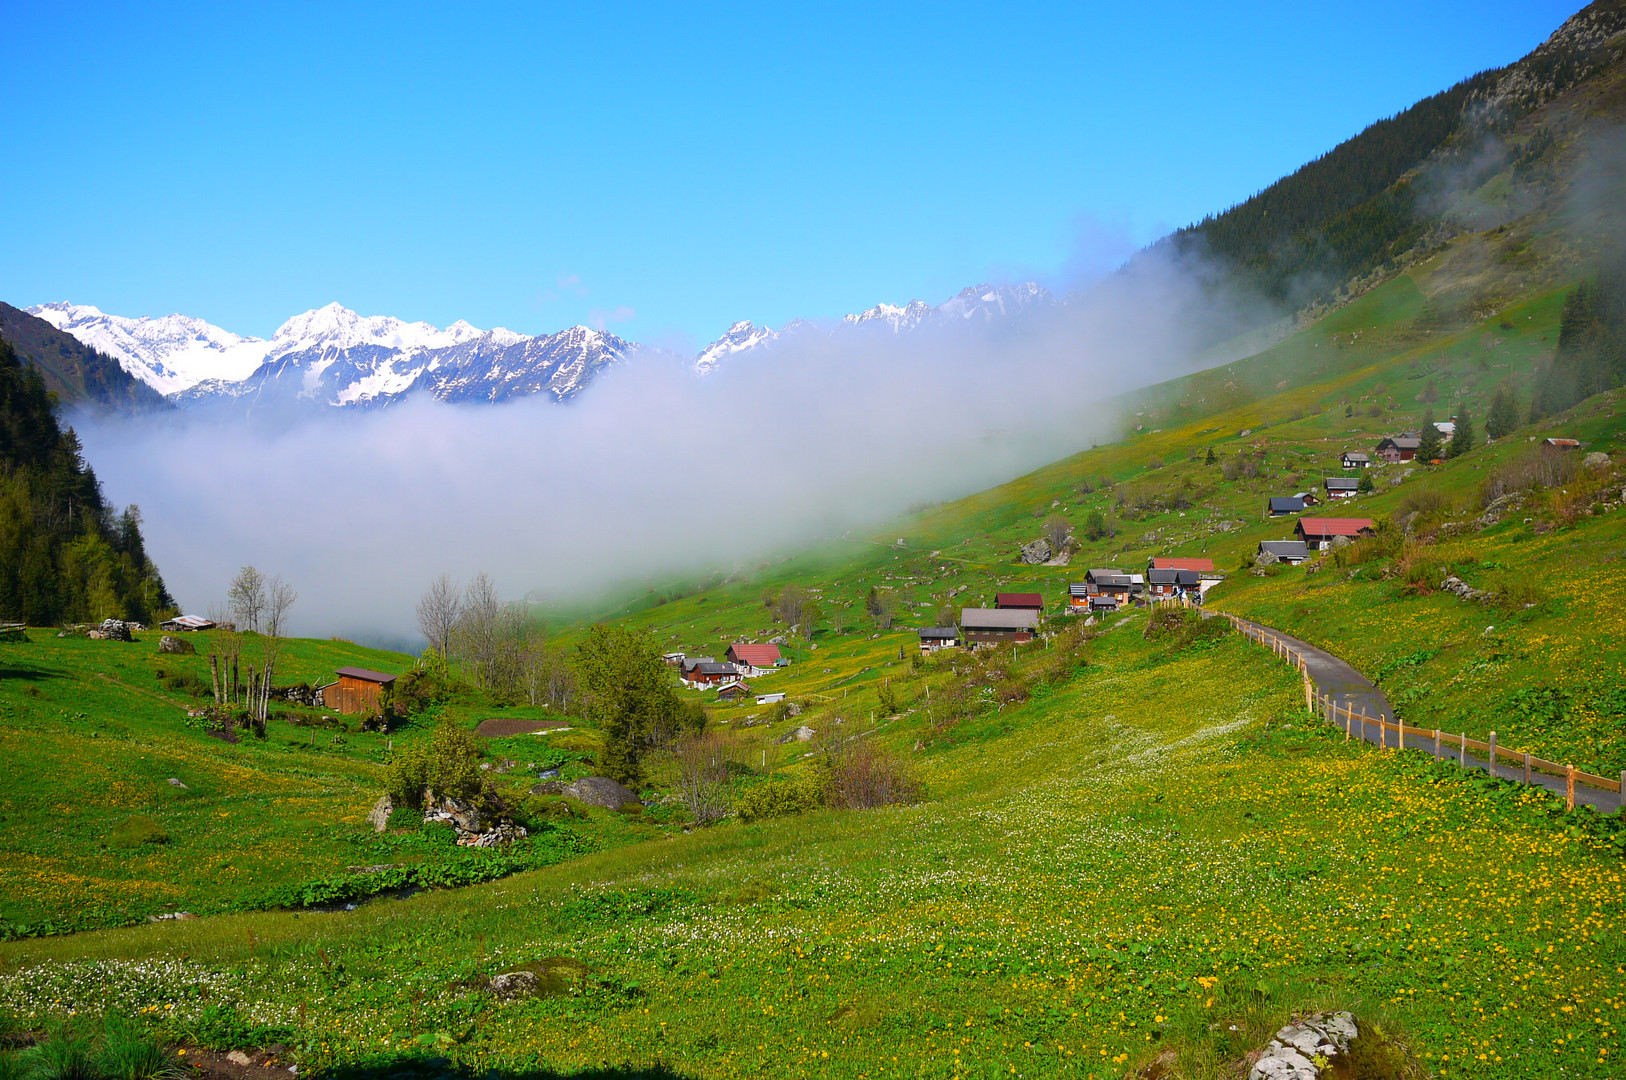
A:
1,234,1624,1076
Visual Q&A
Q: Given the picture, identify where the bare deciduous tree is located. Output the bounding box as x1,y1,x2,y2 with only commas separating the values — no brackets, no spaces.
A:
416,573,462,661
672,732,736,825
255,575,298,726
227,566,266,633
453,572,503,688
1041,514,1072,549
772,585,812,627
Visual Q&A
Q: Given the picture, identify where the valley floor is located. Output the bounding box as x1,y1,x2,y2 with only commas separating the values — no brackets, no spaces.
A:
3,627,1620,1079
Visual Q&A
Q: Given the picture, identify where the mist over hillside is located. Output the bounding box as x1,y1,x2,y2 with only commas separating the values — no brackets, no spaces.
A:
74,245,1254,640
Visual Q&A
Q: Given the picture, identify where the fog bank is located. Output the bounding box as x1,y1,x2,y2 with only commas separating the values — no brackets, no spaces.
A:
76,249,1255,642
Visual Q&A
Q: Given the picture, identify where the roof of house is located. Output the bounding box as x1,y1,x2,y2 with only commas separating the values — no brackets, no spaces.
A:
1544,437,1581,448
335,666,397,684
1342,451,1371,461
1378,435,1421,450
918,627,959,639
680,655,716,670
1089,594,1119,606
691,662,735,675
1068,583,1091,597
1269,496,1306,512
1296,517,1375,538
1148,568,1200,585
1324,477,1359,490
716,681,753,696
728,643,783,666
1086,568,1133,586
995,592,1044,608
960,607,1041,630
1259,540,1309,557
1149,557,1215,572
164,614,215,629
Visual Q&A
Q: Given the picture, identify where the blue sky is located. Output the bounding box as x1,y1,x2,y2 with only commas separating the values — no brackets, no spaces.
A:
1,1,1579,349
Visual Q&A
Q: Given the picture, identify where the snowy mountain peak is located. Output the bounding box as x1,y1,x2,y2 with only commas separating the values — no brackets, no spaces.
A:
25,301,270,395
695,320,778,374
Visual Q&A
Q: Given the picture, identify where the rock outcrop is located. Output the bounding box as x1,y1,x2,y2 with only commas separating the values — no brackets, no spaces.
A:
562,776,642,811
1248,1011,1360,1080
366,793,394,832
1018,538,1053,565
158,635,195,655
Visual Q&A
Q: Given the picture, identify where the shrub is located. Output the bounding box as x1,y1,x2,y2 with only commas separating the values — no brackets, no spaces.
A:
735,776,819,822
95,1014,186,1080
108,816,169,850
813,739,922,811
385,806,421,830
393,668,453,714
385,716,494,811
1481,448,1578,506
15,1023,97,1080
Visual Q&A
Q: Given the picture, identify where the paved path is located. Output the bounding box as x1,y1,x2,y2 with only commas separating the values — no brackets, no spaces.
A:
1218,613,1622,814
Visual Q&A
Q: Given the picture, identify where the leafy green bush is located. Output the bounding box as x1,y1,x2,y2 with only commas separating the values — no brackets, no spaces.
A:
107,817,169,850
384,806,420,830
385,717,494,811
735,776,818,822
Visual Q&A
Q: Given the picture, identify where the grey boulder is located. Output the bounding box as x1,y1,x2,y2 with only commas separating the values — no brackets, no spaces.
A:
563,776,642,811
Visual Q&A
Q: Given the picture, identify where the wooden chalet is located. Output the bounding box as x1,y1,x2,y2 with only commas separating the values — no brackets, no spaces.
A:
661,651,686,666
756,691,787,706
1083,568,1137,608
683,661,735,687
995,592,1044,612
726,643,784,675
959,608,1039,645
1295,517,1375,551
1323,477,1359,500
1267,496,1306,517
1543,437,1581,451
323,667,397,715
1258,540,1310,564
918,626,960,652
1375,435,1420,463
716,681,753,701
1147,568,1200,599
1341,451,1372,469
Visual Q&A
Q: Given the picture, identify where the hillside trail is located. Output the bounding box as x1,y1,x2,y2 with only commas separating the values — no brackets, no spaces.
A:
1212,612,1621,813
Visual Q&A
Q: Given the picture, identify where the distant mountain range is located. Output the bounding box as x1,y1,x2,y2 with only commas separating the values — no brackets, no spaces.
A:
20,282,1056,410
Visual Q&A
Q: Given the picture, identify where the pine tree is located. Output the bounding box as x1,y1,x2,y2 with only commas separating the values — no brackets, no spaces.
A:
1484,386,1519,439
1357,471,1375,493
1204,447,1217,466
1416,410,1444,462
574,625,681,789
1445,406,1475,459
1420,379,1440,404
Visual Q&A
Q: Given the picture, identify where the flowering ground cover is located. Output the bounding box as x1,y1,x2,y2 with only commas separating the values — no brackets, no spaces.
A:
3,624,1621,1079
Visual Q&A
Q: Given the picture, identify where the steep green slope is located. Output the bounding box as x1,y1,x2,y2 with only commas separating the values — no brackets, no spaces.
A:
0,303,168,411
0,338,174,625
1162,0,1626,311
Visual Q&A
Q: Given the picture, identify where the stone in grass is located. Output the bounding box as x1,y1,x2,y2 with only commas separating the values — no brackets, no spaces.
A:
366,793,393,832
226,1052,253,1066
158,635,196,655
563,776,642,811
488,956,593,999
1247,1011,1363,1080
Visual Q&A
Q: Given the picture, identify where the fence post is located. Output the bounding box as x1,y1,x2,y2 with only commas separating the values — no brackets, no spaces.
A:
1459,732,1467,768
1343,702,1351,741
1378,709,1386,750
1621,770,1625,814
1566,765,1576,811
1488,731,1497,779
1434,729,1441,758
1525,752,1533,785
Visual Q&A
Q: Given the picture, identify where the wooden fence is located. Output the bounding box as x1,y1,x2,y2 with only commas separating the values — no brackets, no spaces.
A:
1217,612,1625,812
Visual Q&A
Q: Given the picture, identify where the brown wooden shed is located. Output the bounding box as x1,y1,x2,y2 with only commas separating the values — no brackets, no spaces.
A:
323,666,398,714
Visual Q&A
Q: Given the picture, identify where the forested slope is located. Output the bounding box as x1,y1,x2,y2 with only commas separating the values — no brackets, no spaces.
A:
0,302,168,412
0,338,174,624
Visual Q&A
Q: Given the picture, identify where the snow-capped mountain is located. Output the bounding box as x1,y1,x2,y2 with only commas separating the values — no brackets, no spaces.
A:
33,278,1053,408
28,302,271,395
693,281,1054,372
32,301,632,410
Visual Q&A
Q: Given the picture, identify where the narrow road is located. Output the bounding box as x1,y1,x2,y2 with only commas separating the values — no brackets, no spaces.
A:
1219,613,1621,814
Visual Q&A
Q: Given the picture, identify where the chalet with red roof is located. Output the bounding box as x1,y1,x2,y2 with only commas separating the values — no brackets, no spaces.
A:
1295,517,1375,551
726,642,785,676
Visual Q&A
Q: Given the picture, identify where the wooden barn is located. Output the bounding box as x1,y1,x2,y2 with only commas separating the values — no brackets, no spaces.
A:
995,592,1044,612
1295,517,1375,551
959,608,1039,646
1375,435,1420,463
322,666,398,715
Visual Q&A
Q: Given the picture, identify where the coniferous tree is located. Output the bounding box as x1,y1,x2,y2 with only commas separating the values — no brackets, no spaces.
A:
1484,386,1520,439
1445,406,1475,459
1357,471,1375,494
575,625,681,788
1416,410,1444,462
1204,447,1217,466
0,338,173,624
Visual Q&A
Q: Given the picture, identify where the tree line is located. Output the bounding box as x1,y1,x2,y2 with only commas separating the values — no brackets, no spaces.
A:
1530,261,1626,421
0,338,173,625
